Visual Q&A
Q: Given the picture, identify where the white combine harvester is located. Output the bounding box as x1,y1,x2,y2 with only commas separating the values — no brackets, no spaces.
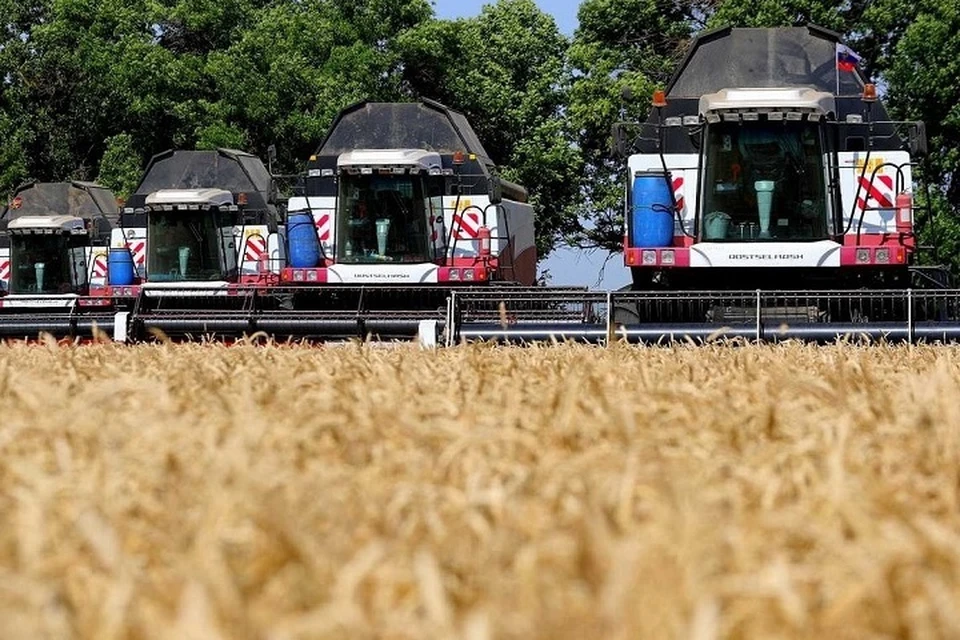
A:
0,182,119,338
617,25,926,292
447,25,960,344
570,23,955,343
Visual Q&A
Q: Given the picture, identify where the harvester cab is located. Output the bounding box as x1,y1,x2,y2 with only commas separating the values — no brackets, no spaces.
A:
0,182,116,299
104,149,282,299
5,216,91,295
141,188,241,283
615,25,928,291
334,149,444,268
286,100,536,287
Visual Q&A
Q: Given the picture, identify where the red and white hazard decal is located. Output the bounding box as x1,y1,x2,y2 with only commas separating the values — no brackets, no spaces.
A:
127,239,146,267
0,260,9,281
453,210,482,240
856,174,894,213
92,253,108,278
244,233,267,262
315,213,332,243
672,176,686,212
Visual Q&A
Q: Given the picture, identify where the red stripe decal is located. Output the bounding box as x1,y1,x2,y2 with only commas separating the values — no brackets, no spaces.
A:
859,177,893,208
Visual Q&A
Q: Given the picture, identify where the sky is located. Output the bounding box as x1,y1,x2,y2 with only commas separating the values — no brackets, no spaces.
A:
433,0,580,35
431,1,633,289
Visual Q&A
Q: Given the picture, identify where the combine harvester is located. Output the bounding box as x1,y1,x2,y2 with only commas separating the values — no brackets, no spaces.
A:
449,25,960,344
0,182,120,339
277,99,541,343
0,103,545,344
92,148,285,341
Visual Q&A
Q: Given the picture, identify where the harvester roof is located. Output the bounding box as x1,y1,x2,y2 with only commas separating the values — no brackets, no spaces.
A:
636,25,906,155
666,25,865,98
8,215,86,232
315,100,492,164
2,181,119,225
133,149,272,197
126,149,277,227
302,99,524,202
145,188,234,209
699,87,836,115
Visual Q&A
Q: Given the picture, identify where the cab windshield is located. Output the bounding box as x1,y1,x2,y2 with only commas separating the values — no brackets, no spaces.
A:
701,121,828,242
10,235,78,294
147,211,232,281
337,174,431,263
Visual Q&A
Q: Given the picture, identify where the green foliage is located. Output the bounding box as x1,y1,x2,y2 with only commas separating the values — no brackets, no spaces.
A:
0,112,28,198
97,134,142,198
707,0,848,32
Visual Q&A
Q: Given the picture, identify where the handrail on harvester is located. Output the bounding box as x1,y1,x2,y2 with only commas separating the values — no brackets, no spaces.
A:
445,287,960,346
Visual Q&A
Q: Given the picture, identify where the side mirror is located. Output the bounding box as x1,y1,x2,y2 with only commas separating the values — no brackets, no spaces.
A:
611,123,631,158
488,173,503,205
909,122,928,158
267,144,278,174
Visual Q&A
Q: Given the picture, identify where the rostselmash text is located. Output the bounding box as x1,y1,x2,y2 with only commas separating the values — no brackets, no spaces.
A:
352,272,413,280
728,254,806,261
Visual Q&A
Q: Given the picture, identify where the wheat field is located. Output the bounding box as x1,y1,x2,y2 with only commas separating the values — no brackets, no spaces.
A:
2,341,960,639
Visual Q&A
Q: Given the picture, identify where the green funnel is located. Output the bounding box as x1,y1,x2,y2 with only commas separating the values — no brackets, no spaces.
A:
178,246,191,278
755,181,775,238
34,262,45,291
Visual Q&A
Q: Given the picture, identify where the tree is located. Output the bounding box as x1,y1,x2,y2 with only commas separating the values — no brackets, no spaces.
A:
202,0,433,175
97,134,143,198
0,0,134,183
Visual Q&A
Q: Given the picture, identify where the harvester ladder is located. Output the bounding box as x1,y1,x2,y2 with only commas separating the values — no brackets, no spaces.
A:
484,202,517,283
